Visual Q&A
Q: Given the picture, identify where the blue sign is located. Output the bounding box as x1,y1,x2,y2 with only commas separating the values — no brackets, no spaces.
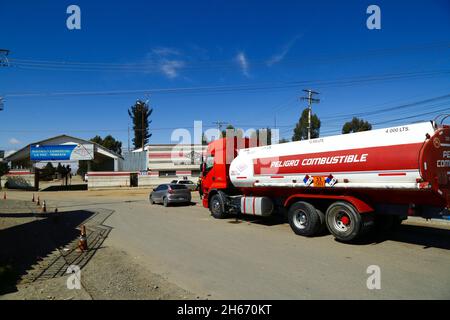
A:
30,144,94,161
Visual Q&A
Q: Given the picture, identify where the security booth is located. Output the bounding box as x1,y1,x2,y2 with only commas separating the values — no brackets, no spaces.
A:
3,134,123,190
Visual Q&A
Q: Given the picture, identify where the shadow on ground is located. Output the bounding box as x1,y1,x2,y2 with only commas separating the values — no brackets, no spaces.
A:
0,210,94,295
226,213,288,227
347,224,450,250
225,214,450,249
40,184,88,192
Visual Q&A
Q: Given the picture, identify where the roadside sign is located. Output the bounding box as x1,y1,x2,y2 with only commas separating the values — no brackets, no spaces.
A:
30,144,94,161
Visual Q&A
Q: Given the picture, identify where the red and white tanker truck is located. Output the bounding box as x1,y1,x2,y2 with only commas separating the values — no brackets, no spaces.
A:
200,120,450,242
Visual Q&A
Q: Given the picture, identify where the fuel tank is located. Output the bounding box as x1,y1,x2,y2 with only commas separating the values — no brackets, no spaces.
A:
229,122,450,208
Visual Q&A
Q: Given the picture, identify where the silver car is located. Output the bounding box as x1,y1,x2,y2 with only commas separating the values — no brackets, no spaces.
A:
170,179,197,191
149,184,191,207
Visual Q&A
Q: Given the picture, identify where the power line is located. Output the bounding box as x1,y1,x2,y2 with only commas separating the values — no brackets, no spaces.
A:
8,41,450,72
321,93,450,121
4,69,450,99
281,102,449,134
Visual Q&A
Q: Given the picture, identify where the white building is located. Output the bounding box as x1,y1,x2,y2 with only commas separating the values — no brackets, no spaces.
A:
144,144,207,182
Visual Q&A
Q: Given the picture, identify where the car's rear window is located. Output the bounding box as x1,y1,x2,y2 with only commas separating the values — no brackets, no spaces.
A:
169,184,187,189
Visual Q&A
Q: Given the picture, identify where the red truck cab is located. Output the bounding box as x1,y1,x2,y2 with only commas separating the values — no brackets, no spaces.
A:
201,137,249,209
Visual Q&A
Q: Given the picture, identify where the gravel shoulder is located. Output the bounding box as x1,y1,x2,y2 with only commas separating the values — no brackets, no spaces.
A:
1,245,195,300
0,198,196,300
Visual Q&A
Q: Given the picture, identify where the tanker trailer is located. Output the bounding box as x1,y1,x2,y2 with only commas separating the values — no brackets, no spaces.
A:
201,121,450,241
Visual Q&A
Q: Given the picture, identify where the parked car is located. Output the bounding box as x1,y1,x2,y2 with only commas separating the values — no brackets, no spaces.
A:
170,179,197,191
149,184,191,207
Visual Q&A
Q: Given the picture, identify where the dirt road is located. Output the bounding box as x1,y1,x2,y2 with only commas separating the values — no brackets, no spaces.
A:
3,189,450,299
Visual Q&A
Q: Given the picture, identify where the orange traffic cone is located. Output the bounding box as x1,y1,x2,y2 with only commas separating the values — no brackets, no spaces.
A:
41,200,47,213
32,193,35,202
77,225,88,252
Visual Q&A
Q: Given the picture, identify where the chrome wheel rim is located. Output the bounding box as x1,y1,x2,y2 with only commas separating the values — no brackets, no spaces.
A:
293,210,307,229
211,199,221,214
333,211,351,232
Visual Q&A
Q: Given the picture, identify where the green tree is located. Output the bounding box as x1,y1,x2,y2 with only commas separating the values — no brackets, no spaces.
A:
90,135,122,155
41,162,56,181
0,162,9,189
0,162,9,176
342,117,372,134
201,133,209,145
90,135,103,145
56,162,64,175
77,161,88,177
279,138,290,144
128,99,152,149
292,108,321,141
222,124,235,138
221,124,246,140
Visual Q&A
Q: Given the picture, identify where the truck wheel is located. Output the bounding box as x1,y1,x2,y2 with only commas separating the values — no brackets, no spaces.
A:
288,201,322,237
316,208,328,234
163,197,169,207
209,194,227,219
325,201,370,242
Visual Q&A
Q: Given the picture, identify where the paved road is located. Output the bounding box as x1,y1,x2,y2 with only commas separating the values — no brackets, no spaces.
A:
5,189,450,299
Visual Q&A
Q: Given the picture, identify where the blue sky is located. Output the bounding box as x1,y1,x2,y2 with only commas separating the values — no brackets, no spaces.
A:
0,0,449,153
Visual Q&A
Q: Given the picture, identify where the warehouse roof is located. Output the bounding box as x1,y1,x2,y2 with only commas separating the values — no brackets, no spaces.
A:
5,134,123,162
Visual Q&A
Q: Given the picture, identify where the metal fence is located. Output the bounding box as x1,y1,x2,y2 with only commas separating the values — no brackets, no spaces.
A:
119,151,147,171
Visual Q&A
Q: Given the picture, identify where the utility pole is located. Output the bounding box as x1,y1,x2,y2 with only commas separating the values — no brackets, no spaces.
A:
141,104,144,150
213,121,226,131
212,121,227,139
127,125,130,152
300,89,320,140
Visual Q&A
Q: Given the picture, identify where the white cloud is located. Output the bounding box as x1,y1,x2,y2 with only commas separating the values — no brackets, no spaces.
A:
236,52,250,77
267,34,302,66
152,47,180,57
8,138,20,145
146,47,185,79
160,60,185,79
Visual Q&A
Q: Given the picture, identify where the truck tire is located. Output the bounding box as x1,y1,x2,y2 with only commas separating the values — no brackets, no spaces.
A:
209,194,227,219
316,208,328,234
288,201,322,237
325,201,371,242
